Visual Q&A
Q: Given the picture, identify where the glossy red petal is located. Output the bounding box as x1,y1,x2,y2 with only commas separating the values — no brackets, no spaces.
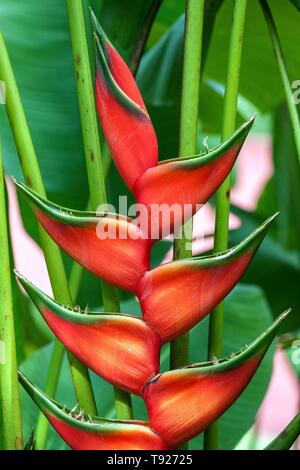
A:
93,15,158,190
137,215,277,342
15,180,150,293
19,372,169,450
133,118,254,238
142,312,290,448
17,275,161,395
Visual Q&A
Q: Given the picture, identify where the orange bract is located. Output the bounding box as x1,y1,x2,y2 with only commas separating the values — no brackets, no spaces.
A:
16,13,289,451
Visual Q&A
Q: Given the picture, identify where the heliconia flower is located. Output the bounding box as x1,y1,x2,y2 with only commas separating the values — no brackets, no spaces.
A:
134,117,254,238
92,11,158,191
92,13,255,236
14,179,151,294
142,311,290,448
18,371,169,450
137,214,277,343
16,273,160,395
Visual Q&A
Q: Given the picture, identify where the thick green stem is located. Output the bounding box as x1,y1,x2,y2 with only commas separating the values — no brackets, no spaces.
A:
171,0,204,368
0,141,23,450
204,0,247,450
66,0,106,210
260,0,300,163
0,31,97,449
34,342,64,450
170,0,205,450
66,0,133,420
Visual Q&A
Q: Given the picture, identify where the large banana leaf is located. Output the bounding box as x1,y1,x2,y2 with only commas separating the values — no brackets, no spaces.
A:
0,0,166,207
2,0,299,211
231,207,300,332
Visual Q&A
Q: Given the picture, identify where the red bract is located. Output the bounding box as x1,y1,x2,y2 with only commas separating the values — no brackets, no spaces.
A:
137,215,277,342
134,118,254,237
92,12,158,191
18,372,169,451
19,312,290,449
14,180,150,294
17,274,160,395
15,12,292,451
93,13,254,239
142,311,290,448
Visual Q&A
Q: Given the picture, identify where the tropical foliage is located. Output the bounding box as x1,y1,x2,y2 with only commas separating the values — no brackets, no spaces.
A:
0,0,299,451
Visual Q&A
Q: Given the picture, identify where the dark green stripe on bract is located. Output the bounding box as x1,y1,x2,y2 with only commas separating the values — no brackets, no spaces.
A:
92,12,149,121
18,370,149,432
165,213,278,271
16,271,142,326
13,178,132,227
158,310,291,377
160,115,255,169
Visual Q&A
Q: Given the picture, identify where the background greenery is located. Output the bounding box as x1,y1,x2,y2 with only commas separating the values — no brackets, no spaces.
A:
0,0,299,449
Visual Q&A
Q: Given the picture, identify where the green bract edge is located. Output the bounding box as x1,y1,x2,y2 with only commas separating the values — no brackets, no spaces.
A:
91,10,149,120
148,310,291,383
16,272,144,326
13,178,133,227
18,371,150,432
155,213,278,270
159,115,255,168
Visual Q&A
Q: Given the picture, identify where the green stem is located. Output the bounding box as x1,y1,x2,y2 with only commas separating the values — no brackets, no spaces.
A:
260,0,300,163
0,31,97,449
0,140,23,450
204,0,248,450
66,0,105,210
264,412,300,450
66,0,133,420
171,0,204,367
34,343,64,450
170,0,205,450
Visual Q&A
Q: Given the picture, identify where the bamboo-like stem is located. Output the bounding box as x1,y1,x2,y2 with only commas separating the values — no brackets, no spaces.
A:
260,0,300,163
66,0,133,420
34,343,64,450
170,0,204,369
204,0,248,450
66,0,106,210
0,141,23,450
0,31,97,449
170,0,205,450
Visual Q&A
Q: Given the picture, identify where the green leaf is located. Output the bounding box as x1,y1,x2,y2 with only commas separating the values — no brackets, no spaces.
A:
186,284,275,450
0,0,88,207
139,0,300,144
146,0,185,48
137,14,243,144
99,0,164,71
205,0,300,112
257,105,300,252
0,0,162,209
231,206,300,332
20,283,275,450
289,0,300,11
